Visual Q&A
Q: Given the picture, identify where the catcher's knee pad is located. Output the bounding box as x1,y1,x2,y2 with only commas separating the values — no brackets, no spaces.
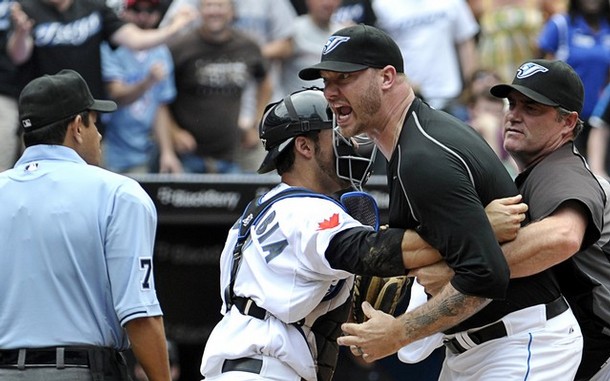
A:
311,298,352,381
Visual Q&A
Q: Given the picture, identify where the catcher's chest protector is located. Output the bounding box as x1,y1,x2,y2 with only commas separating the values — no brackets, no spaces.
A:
224,187,350,381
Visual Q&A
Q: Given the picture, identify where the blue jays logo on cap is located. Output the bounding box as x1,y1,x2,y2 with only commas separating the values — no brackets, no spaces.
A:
298,25,404,80
322,36,350,55
516,62,549,79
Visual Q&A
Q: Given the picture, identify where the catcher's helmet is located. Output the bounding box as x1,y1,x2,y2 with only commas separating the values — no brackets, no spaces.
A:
258,88,334,174
257,88,377,190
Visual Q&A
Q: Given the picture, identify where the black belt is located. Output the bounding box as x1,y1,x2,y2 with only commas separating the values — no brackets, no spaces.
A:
222,358,263,374
0,347,91,368
233,296,267,319
444,296,569,355
222,358,307,381
233,296,305,327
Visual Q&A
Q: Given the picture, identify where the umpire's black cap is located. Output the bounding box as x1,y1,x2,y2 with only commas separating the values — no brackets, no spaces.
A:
258,89,333,174
299,24,404,80
19,69,117,131
490,59,584,114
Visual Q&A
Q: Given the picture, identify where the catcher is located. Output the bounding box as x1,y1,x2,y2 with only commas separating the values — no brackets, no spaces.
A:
199,89,527,381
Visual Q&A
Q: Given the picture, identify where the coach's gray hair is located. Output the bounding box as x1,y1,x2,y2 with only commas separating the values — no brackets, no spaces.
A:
556,107,584,138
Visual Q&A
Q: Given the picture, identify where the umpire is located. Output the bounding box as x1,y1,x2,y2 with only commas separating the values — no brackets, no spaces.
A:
0,70,171,381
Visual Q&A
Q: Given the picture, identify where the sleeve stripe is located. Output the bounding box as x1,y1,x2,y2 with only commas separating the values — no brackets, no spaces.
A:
119,310,148,326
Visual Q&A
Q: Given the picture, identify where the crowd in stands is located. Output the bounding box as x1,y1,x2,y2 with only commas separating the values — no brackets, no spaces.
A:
4,0,610,180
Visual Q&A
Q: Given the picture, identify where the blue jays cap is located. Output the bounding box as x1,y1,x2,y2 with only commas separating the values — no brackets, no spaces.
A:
299,24,404,80
19,69,117,131
490,59,584,114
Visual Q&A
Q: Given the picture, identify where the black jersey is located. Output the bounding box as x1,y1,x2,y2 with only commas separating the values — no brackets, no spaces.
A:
17,0,125,99
517,143,607,377
515,143,603,250
388,98,566,332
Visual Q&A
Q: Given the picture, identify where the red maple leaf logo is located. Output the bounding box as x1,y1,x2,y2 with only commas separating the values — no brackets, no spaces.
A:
318,213,340,230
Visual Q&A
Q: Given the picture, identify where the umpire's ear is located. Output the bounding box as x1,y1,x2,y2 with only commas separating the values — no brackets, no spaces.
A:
64,114,85,145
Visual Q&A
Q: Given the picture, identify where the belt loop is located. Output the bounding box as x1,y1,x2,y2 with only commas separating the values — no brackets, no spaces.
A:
244,299,254,316
17,349,26,370
56,347,65,369
454,332,476,351
88,348,105,381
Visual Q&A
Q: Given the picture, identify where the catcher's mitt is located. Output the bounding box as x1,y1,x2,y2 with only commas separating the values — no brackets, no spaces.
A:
352,274,410,323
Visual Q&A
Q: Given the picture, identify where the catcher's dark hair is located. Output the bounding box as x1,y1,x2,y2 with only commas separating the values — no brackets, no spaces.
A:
23,111,91,147
275,131,320,175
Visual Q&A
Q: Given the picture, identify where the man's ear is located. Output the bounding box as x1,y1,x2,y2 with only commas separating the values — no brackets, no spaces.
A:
381,65,397,90
65,115,83,145
293,135,314,159
563,111,579,135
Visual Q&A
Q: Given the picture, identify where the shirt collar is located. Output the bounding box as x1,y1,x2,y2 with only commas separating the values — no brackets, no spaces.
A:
15,145,86,167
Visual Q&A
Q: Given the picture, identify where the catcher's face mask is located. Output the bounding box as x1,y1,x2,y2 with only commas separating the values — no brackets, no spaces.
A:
333,120,377,191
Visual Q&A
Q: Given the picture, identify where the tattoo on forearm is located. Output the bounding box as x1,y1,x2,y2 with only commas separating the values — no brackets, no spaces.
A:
401,288,490,341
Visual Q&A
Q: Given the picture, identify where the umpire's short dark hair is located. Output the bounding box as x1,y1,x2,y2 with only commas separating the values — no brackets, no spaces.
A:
23,111,91,147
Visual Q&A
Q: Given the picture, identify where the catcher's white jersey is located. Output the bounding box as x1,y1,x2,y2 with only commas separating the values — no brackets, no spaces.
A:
201,183,369,380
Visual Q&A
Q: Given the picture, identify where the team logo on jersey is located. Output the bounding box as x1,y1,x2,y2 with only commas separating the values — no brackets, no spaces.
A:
516,62,548,79
318,213,340,230
322,36,350,55
25,162,39,172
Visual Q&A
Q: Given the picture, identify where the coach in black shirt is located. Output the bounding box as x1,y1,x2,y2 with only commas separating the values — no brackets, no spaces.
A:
490,60,607,381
